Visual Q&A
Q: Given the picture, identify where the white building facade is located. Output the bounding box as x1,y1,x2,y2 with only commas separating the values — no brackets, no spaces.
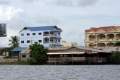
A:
19,26,62,48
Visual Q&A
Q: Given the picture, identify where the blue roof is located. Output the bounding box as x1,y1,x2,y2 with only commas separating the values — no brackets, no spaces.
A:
22,26,62,31
11,47,26,52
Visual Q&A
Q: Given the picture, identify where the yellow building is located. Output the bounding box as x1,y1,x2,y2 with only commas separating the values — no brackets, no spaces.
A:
61,41,73,48
85,26,120,48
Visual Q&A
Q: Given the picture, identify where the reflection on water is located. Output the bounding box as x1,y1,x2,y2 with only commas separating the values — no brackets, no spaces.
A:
0,65,120,80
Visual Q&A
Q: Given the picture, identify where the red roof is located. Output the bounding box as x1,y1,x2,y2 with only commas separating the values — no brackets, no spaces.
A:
85,26,120,33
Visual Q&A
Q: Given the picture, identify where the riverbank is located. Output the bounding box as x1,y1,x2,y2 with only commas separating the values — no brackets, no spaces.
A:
1,61,120,65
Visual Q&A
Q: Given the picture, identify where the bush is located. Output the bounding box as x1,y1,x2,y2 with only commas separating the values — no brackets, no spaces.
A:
108,51,120,64
29,43,48,65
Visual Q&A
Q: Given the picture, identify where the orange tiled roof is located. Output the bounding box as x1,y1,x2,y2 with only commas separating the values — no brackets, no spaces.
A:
85,26,120,33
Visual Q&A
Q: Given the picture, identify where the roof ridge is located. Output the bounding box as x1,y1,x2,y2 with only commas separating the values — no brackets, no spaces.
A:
20,26,62,32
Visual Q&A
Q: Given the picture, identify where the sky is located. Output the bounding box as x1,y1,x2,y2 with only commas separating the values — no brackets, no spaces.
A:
0,0,120,47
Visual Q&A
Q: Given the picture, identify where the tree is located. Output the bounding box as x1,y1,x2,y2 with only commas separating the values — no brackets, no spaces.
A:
8,36,19,57
109,51,120,64
29,42,48,64
114,41,120,47
9,36,19,48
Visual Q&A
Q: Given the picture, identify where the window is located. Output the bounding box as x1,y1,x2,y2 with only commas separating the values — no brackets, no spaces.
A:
44,37,49,43
27,40,30,43
58,32,60,35
58,39,60,42
50,38,54,42
22,55,26,58
43,32,49,36
38,33,42,35
21,41,24,43
27,33,30,36
38,40,42,43
32,33,36,35
21,33,24,36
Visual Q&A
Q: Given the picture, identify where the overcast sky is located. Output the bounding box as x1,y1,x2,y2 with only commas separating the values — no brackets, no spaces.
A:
0,0,120,47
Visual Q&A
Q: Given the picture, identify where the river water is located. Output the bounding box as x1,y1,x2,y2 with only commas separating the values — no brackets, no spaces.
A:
0,65,120,80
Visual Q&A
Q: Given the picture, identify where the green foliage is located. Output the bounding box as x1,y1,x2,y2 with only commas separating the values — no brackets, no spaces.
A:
109,51,120,64
8,36,19,57
29,43,48,64
9,36,19,49
114,41,120,46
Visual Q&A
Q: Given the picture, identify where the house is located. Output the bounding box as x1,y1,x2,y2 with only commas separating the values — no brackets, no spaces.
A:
19,26,62,48
20,47,110,64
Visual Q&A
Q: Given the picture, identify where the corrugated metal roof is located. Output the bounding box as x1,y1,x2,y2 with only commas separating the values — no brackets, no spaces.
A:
11,47,26,52
22,26,62,31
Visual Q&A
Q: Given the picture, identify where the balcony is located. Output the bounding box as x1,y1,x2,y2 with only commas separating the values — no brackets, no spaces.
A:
107,42,114,47
97,34,106,41
116,33,120,40
43,32,49,36
97,43,106,47
107,34,114,41
43,31,60,37
89,35,96,41
88,43,96,48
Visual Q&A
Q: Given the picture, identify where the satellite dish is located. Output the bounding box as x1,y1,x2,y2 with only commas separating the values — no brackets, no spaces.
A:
0,23,6,37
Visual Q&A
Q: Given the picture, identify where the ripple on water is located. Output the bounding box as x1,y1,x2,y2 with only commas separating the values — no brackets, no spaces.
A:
0,65,120,80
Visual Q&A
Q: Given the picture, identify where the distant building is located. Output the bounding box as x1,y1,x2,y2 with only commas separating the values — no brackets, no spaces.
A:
61,41,73,48
85,26,120,48
62,41,79,48
19,26,62,48
0,23,6,37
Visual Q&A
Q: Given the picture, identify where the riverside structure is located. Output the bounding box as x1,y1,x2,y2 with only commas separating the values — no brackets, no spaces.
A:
85,26,120,48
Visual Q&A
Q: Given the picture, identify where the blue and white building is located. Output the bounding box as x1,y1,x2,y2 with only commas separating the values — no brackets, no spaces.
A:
19,26,62,48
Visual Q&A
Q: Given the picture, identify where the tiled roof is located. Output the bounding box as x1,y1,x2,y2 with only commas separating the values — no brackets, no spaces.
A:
85,26,120,33
22,26,62,31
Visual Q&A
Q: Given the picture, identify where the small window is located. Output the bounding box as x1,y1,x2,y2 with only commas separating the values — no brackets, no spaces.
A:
43,32,49,36
21,34,24,36
27,40,30,43
32,33,36,35
44,37,49,43
22,55,26,58
27,33,30,36
21,41,24,43
39,40,42,43
38,33,42,35
58,39,60,42
58,32,60,35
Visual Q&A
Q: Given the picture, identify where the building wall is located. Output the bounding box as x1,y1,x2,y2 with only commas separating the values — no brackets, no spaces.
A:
61,41,73,48
85,26,120,48
19,28,61,48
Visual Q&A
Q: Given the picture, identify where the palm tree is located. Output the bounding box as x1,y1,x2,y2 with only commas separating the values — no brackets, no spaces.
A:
9,36,19,48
